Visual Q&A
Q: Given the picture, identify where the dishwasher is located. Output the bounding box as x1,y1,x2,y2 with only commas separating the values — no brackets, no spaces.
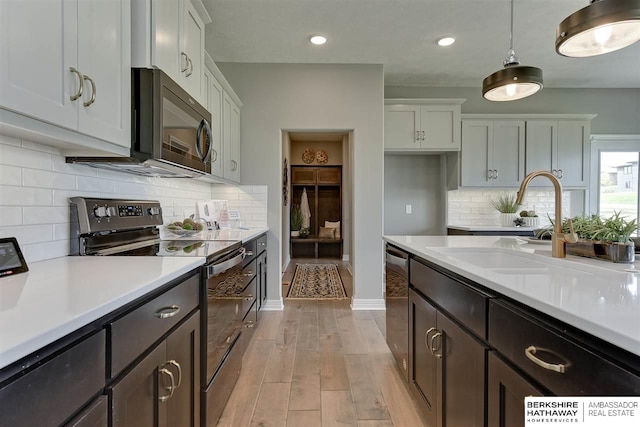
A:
385,243,409,381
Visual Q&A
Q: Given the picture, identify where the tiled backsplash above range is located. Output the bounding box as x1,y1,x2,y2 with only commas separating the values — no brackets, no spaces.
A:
0,134,267,262
448,188,571,227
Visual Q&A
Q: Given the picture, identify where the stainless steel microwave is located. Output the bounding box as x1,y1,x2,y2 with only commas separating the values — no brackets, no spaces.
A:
67,69,213,178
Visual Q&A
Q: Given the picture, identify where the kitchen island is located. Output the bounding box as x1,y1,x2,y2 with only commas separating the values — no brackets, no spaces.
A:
384,235,640,427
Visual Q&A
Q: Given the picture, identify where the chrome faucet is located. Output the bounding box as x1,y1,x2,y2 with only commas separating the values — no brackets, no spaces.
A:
516,170,578,258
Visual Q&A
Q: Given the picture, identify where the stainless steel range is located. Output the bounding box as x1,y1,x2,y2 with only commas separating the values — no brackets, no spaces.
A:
70,197,253,427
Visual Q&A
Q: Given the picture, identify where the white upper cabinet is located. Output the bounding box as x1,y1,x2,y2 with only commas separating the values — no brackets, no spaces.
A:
77,0,130,146
461,120,525,187
132,0,210,104
201,67,223,177
384,99,465,151
525,119,591,187
0,0,130,150
223,92,241,183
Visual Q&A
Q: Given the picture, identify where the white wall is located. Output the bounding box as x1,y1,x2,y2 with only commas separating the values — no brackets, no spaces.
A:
218,63,384,307
384,154,445,235
0,134,266,262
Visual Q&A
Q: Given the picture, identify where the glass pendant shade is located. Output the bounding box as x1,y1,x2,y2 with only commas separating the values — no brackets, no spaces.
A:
483,66,543,102
556,0,640,57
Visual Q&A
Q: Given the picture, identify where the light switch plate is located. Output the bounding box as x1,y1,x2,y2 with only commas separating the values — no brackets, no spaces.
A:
405,204,412,214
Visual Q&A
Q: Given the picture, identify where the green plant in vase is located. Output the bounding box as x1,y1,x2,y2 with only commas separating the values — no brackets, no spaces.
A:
299,227,310,238
491,193,519,226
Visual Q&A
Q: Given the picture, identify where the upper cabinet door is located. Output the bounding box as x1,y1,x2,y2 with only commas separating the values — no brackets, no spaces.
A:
150,0,182,84
0,0,78,129
181,0,204,101
77,0,130,147
384,105,420,149
525,121,556,186
461,120,492,187
492,120,525,187
420,105,460,150
230,99,241,183
556,121,589,187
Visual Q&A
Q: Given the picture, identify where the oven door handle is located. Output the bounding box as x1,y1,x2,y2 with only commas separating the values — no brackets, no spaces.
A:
207,247,246,278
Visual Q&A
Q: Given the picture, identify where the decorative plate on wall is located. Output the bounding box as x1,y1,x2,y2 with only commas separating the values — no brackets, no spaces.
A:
302,148,315,164
316,150,328,164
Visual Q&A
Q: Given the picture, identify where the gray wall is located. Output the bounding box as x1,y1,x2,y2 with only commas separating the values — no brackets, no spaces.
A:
384,154,444,235
384,87,640,134
218,63,384,305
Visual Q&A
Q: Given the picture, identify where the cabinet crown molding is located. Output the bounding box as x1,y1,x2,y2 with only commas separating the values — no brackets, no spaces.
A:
385,98,466,105
462,113,597,120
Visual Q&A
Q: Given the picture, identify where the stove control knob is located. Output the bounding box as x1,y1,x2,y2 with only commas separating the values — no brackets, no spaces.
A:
148,206,161,216
93,206,108,218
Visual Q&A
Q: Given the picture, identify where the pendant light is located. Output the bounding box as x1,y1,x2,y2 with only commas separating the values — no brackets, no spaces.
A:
482,0,543,102
556,0,640,57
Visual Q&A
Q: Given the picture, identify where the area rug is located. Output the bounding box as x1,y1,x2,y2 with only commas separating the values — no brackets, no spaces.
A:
287,264,347,299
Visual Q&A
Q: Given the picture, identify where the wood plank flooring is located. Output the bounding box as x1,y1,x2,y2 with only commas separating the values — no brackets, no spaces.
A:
217,263,427,427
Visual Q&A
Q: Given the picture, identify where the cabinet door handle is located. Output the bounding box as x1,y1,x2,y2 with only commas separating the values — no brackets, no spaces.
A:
69,67,83,101
494,169,498,179
231,160,238,171
212,148,218,163
186,57,193,77
155,305,181,319
415,130,420,141
421,130,425,141
181,52,189,72
424,327,437,350
82,75,96,107
487,170,492,180
165,360,182,388
158,367,176,402
558,169,563,178
430,331,443,358
524,346,567,373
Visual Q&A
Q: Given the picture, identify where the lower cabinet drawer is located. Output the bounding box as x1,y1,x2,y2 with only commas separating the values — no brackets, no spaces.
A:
64,395,108,427
109,274,199,378
489,300,640,395
241,259,257,289
0,330,105,426
203,334,243,427
243,240,257,265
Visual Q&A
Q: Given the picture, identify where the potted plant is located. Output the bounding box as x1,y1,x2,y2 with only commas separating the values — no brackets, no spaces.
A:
299,227,310,238
290,204,302,237
536,212,637,263
491,193,519,227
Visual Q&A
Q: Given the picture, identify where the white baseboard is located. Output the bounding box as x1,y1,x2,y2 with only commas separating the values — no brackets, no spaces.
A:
350,298,386,310
262,299,284,311
342,254,349,261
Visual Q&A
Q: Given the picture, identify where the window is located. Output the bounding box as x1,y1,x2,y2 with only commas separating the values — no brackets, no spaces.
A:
590,136,640,236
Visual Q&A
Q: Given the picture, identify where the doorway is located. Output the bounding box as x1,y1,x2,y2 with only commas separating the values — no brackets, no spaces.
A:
281,130,354,298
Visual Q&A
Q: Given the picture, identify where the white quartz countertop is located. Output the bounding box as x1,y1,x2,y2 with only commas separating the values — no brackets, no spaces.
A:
384,235,640,357
447,225,538,232
160,227,268,243
0,256,204,369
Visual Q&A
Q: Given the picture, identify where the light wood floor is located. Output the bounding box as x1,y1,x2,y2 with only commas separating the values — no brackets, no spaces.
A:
217,264,428,427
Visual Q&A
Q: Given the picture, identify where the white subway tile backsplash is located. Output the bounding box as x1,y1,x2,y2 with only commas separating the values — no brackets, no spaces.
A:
0,186,53,206
1,135,268,262
23,169,76,190
0,165,21,185
23,206,69,225
0,143,52,170
0,224,53,244
0,207,22,226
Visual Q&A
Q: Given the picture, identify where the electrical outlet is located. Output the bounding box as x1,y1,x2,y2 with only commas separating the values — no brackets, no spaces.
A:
405,204,412,214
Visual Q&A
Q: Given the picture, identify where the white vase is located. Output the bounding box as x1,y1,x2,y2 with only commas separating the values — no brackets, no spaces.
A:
524,217,540,228
499,213,518,227
291,230,300,237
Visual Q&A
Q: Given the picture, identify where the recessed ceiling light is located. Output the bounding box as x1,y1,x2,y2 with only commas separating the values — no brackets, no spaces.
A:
309,35,327,45
436,36,456,47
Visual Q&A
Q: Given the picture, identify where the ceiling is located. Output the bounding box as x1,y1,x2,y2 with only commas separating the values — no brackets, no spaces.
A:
202,0,640,88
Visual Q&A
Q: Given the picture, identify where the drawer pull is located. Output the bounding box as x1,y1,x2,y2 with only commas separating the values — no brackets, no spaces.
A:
424,327,437,350
158,367,175,402
525,346,567,373
155,305,181,319
243,271,254,277
165,360,182,388
245,251,254,256
430,332,443,359
245,294,254,300
245,321,255,328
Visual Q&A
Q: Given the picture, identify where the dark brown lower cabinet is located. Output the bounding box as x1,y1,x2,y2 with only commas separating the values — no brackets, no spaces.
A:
66,395,108,427
487,353,544,427
110,312,200,427
409,289,486,427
